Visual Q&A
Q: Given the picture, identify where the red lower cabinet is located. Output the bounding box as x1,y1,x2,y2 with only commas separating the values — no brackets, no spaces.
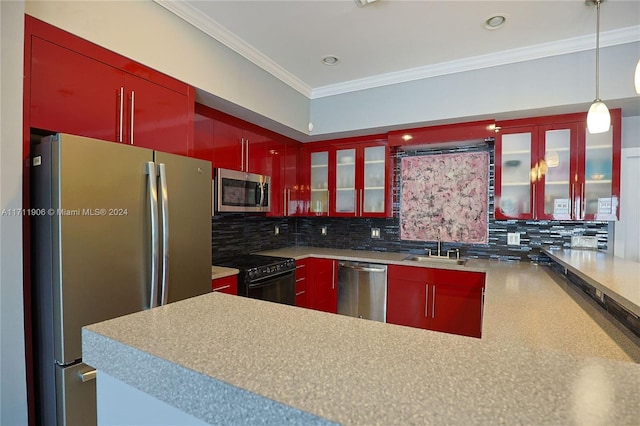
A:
295,259,310,308
211,275,238,295
430,270,485,338
309,257,338,313
387,265,485,338
387,267,432,329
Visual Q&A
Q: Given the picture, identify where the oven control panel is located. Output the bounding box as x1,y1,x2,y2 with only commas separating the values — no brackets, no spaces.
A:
246,258,296,281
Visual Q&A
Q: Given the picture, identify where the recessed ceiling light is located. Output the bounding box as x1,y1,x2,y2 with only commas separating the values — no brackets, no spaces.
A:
322,55,339,66
483,14,507,30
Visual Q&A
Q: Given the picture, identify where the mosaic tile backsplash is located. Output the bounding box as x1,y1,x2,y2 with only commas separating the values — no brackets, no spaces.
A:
212,142,609,263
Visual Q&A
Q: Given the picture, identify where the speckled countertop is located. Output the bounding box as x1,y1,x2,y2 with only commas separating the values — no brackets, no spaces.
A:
257,246,486,273
542,247,640,316
83,261,640,425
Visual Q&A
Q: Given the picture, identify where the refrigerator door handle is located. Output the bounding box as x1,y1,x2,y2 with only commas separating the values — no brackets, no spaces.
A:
158,163,170,306
77,369,97,383
147,162,160,308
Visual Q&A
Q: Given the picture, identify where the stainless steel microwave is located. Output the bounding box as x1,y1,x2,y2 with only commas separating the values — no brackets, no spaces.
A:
214,168,270,213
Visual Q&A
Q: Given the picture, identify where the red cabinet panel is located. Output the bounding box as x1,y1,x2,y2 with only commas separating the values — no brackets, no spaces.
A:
309,257,337,313
27,17,194,156
269,139,301,217
193,107,214,164
212,119,243,171
211,275,238,295
387,265,431,329
30,37,124,142
295,258,310,308
430,270,485,338
387,265,485,338
124,74,190,155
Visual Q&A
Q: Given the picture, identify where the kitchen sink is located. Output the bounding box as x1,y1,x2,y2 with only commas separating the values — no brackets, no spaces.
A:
403,255,467,266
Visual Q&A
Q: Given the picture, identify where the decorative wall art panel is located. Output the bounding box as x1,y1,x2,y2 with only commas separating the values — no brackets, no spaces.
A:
400,152,489,243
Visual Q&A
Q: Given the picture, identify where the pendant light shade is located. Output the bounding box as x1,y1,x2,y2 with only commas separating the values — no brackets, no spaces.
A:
586,0,610,134
587,100,611,134
635,59,640,95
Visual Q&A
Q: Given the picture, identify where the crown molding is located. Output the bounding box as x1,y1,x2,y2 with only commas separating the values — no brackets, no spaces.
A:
311,26,640,99
154,0,313,98
155,0,638,101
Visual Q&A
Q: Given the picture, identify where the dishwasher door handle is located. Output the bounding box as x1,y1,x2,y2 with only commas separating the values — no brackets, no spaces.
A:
338,263,386,273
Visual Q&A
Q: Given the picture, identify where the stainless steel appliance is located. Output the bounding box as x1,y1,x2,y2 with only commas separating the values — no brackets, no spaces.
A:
213,255,296,305
214,167,270,213
337,262,387,322
30,133,212,425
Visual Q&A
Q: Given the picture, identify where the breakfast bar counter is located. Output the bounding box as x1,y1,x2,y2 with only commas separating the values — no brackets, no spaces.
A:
83,261,640,425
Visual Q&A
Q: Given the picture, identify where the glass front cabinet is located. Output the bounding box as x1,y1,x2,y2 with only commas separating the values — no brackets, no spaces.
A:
495,110,621,221
302,139,391,217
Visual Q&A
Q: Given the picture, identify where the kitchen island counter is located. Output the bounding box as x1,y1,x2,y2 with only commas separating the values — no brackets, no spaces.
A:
542,247,640,317
83,261,640,425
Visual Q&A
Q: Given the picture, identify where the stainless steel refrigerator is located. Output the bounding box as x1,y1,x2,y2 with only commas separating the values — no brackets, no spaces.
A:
30,133,212,425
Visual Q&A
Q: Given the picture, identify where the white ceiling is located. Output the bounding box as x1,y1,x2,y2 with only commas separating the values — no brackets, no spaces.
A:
157,0,640,100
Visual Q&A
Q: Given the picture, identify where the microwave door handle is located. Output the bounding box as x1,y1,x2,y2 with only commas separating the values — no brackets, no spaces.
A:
146,162,159,309
260,183,265,207
158,163,170,306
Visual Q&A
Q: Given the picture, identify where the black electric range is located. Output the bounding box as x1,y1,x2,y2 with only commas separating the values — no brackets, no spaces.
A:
213,254,296,305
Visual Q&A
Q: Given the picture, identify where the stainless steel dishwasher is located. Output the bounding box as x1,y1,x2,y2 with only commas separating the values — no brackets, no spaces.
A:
337,261,387,322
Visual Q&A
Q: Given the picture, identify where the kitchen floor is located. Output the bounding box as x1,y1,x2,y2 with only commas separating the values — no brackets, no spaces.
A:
482,261,640,363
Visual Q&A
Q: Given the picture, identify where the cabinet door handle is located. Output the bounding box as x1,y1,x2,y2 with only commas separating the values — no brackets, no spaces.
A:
432,286,436,318
284,188,287,216
571,183,575,219
287,189,291,216
296,290,306,296
212,284,231,292
425,284,429,318
245,139,250,172
129,90,135,145
580,183,585,219
332,261,335,289
118,87,124,142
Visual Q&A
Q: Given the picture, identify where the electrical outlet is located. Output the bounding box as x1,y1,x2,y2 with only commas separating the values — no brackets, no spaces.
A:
507,232,520,246
274,225,279,236
371,228,381,239
321,226,328,236
595,288,604,303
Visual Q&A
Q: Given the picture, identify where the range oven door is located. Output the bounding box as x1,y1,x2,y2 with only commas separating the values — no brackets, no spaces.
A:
215,168,270,213
246,271,295,306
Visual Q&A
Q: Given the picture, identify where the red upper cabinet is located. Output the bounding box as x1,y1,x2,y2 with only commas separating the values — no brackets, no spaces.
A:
193,105,215,163
30,37,124,143
26,16,194,156
302,144,334,216
268,138,300,217
123,74,192,155
495,110,621,221
211,117,269,175
301,136,391,218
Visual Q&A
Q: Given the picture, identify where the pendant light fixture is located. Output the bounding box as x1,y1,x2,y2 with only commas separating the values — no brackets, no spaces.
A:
586,0,611,134
634,59,640,95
